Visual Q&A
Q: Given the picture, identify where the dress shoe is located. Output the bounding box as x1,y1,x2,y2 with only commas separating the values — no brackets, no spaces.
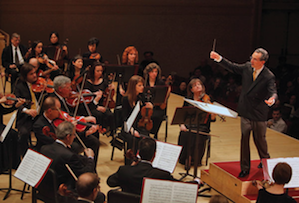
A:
257,162,263,168
238,170,249,178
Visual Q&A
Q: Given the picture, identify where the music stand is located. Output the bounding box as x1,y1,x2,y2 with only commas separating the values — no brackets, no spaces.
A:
104,64,137,83
171,106,207,180
143,86,168,104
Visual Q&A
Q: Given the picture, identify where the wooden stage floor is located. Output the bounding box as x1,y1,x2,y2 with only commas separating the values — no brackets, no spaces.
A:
1,93,299,203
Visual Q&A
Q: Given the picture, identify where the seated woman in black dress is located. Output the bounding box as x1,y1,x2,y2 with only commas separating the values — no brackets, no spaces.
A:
84,62,115,135
121,75,153,163
178,78,216,166
256,162,296,203
143,62,168,139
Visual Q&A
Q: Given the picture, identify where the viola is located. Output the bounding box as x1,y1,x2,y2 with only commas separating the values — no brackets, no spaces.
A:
138,93,153,131
38,53,56,69
89,53,101,60
53,110,89,132
103,73,116,109
0,93,32,105
53,110,106,133
42,126,57,140
66,89,95,107
31,77,54,93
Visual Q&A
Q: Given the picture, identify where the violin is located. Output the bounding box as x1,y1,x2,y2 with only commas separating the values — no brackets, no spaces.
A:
31,77,54,93
138,92,153,131
66,89,95,107
0,93,32,105
53,110,106,134
200,94,226,122
38,53,56,69
89,53,101,60
55,38,69,68
103,73,116,109
42,126,57,140
71,66,90,91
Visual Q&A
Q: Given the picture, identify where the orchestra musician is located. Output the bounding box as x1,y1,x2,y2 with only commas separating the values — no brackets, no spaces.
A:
143,62,168,139
66,54,85,89
44,31,68,78
0,94,25,173
178,78,216,166
1,33,28,92
51,75,100,167
14,63,40,156
27,41,59,78
121,46,138,66
84,62,115,134
107,137,175,195
121,75,153,164
82,37,103,62
40,121,96,200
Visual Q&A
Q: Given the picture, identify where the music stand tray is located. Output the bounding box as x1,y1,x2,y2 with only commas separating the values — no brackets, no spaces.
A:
144,86,168,104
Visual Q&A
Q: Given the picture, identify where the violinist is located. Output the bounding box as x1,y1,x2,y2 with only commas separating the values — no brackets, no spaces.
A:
32,96,60,151
51,75,100,167
44,31,68,78
66,55,84,88
14,63,40,156
27,41,59,78
121,75,153,160
178,78,216,166
0,94,25,173
84,62,115,134
82,37,103,62
143,62,168,139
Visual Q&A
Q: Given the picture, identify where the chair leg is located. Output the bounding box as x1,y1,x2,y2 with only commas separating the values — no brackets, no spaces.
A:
164,116,168,142
205,139,211,166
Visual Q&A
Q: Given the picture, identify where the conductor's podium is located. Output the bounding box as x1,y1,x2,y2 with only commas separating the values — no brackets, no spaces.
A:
201,160,299,203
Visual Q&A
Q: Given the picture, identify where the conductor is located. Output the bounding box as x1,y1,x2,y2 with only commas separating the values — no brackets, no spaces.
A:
210,48,277,177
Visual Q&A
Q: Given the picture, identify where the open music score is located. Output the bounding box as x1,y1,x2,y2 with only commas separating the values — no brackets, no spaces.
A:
152,141,182,173
141,178,198,203
124,101,140,133
262,157,299,188
14,149,52,188
184,98,238,118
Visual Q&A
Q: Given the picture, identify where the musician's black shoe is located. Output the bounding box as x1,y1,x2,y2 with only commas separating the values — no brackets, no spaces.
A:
238,170,249,178
257,162,263,168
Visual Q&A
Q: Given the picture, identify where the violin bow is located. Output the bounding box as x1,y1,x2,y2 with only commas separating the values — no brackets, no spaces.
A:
56,107,87,149
73,73,87,118
65,164,78,181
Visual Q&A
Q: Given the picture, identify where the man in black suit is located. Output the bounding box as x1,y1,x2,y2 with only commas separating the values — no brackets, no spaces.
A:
14,63,40,156
107,137,176,195
76,172,105,203
40,121,95,189
33,96,60,151
1,33,28,92
210,48,277,177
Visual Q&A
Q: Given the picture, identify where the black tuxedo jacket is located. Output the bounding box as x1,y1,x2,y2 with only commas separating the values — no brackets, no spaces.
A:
14,80,41,128
1,44,27,70
33,114,56,151
40,141,94,187
219,58,277,121
107,161,175,195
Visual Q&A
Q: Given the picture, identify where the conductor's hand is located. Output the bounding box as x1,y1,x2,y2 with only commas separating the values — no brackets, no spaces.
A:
210,51,221,61
265,97,275,106
180,124,187,132
84,148,94,158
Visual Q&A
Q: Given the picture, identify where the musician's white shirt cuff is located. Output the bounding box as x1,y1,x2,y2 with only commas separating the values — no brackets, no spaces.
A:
22,107,28,112
214,56,222,63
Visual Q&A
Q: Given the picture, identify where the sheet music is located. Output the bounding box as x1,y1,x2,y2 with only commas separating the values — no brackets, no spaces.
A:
184,98,238,118
0,111,17,142
14,149,52,187
266,157,299,188
152,141,182,173
124,101,140,133
141,178,198,203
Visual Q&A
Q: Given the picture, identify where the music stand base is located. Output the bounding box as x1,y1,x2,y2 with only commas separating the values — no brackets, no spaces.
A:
178,172,195,181
198,187,212,198
0,187,29,200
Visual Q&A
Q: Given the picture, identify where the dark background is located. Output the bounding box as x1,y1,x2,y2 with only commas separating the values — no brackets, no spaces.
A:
1,0,298,77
